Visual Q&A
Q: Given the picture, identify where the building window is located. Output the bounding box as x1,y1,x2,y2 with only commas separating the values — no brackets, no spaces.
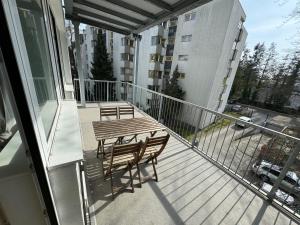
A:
168,37,175,45
179,73,185,79
151,36,166,47
121,37,134,47
150,53,164,63
184,12,196,22
165,56,173,61
178,55,188,61
168,27,177,37
181,35,192,42
120,67,133,75
148,70,162,79
169,20,177,27
121,53,134,62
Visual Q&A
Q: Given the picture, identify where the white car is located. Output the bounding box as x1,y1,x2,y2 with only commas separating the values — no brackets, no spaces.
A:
235,116,252,128
252,160,300,198
261,182,294,205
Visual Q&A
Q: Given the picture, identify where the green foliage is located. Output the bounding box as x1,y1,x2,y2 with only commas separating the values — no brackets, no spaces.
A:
90,30,114,81
230,42,300,113
164,65,185,99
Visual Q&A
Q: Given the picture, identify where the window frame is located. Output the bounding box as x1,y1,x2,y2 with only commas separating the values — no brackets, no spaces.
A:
7,0,63,160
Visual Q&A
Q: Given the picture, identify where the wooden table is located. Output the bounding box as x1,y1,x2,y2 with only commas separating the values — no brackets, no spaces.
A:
92,117,165,157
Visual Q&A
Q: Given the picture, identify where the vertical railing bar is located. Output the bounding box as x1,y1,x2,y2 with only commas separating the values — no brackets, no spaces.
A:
203,113,214,154
241,133,263,180
228,128,246,170
211,117,225,159
183,105,195,142
183,105,193,140
168,99,175,131
165,98,171,128
191,107,202,147
206,114,219,156
268,140,300,199
216,117,232,162
174,102,182,135
189,106,198,143
235,134,253,175
222,124,237,166
198,110,208,151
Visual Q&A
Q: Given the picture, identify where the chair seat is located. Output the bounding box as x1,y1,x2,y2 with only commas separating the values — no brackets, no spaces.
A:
103,153,135,168
142,146,159,158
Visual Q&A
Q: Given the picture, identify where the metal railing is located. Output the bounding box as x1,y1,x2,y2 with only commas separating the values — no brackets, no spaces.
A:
74,78,300,219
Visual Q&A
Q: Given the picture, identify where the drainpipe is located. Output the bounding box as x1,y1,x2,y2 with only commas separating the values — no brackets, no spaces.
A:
73,21,85,107
133,34,141,105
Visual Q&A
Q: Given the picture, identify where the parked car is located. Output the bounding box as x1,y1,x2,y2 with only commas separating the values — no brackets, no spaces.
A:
232,104,242,112
235,116,252,128
252,160,300,198
261,182,295,205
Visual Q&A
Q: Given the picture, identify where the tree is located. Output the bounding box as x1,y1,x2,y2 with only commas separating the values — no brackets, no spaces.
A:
162,65,185,127
91,30,113,80
90,30,115,100
164,65,185,99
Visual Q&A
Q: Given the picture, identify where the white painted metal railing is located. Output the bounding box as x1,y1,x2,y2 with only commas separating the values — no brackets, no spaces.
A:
73,78,300,219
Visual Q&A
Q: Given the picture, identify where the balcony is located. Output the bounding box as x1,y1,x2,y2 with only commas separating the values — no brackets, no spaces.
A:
75,80,300,224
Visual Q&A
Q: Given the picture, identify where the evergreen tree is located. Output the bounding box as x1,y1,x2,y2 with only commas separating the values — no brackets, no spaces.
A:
91,30,114,81
164,65,185,99
90,30,115,100
162,65,185,126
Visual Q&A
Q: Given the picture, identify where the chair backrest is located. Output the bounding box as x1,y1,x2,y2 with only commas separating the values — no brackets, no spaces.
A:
100,107,118,120
118,106,134,119
140,134,170,160
108,141,143,170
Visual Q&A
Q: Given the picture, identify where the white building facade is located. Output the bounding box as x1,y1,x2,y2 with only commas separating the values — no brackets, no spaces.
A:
112,0,247,115
170,0,247,112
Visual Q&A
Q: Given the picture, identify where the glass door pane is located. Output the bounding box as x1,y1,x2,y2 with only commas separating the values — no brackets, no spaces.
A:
15,0,58,138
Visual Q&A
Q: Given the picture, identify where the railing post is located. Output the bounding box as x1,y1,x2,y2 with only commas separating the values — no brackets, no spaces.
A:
192,108,203,147
139,87,142,109
126,83,129,102
267,140,300,199
106,81,109,102
158,95,163,123
73,22,85,107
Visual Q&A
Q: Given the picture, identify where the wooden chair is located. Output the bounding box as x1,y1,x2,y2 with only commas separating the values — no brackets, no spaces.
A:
139,134,170,182
102,141,142,199
118,106,137,143
118,106,134,119
100,106,118,121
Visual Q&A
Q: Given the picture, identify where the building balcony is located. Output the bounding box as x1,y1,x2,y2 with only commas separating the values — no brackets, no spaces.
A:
74,80,300,225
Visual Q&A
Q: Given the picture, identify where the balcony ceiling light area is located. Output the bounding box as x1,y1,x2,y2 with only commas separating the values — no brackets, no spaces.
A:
64,0,212,34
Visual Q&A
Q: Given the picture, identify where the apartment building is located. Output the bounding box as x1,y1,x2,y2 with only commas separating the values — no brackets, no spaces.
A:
112,0,247,115
170,0,247,113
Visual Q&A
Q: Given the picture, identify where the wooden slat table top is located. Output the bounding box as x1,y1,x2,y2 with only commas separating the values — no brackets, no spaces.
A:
92,117,164,140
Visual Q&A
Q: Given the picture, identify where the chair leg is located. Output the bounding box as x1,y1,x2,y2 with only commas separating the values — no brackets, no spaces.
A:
96,141,101,158
129,166,134,193
136,163,142,188
110,173,114,200
134,134,137,142
155,157,157,165
151,157,158,182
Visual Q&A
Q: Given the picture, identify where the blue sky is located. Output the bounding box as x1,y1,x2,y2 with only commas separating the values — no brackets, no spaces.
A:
240,0,298,57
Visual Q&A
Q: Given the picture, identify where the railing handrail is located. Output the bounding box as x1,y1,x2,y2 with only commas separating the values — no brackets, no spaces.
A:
73,78,300,142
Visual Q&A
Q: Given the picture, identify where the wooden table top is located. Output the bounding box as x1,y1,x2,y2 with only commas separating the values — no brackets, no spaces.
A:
92,117,164,141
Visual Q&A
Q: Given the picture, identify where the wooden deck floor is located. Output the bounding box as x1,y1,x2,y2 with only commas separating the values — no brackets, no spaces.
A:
78,103,298,225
